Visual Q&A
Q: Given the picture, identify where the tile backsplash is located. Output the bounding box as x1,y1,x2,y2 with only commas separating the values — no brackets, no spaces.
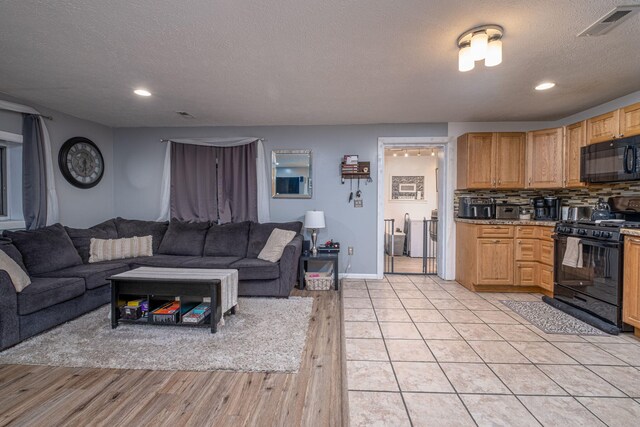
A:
455,182,640,210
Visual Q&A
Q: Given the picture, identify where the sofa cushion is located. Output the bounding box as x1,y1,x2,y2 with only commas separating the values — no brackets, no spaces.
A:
180,256,242,269
4,224,83,275
230,258,280,280
127,255,200,268
158,221,210,256
37,262,130,290
246,221,303,258
65,219,118,263
204,221,250,258
17,276,85,315
0,238,28,272
115,217,169,253
0,250,31,292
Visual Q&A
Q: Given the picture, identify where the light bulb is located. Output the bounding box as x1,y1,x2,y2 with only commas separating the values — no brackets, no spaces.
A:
470,31,488,61
431,149,435,156
417,150,421,157
484,38,502,67
404,151,409,157
393,153,397,157
458,44,474,72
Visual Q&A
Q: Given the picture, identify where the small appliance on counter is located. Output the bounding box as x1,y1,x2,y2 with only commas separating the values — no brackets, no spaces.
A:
531,196,561,221
458,197,495,219
495,202,520,220
567,206,593,222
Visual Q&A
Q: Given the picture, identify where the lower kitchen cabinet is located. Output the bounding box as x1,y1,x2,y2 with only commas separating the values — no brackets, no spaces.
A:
477,239,514,285
623,236,640,335
456,222,554,294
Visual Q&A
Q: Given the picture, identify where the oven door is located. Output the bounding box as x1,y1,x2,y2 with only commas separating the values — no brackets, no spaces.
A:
553,235,622,306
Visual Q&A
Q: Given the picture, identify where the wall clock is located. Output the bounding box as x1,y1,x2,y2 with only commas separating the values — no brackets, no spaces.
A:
58,137,104,189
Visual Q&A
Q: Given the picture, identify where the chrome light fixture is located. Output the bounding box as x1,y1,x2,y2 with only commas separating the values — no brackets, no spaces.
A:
457,25,504,72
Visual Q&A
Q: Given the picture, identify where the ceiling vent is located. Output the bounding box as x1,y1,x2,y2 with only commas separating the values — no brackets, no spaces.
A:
578,5,640,37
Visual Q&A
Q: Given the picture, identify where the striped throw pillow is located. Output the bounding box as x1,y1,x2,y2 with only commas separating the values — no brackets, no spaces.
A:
89,235,153,263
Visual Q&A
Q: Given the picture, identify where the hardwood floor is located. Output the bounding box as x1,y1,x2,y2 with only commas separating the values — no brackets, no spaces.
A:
0,289,345,427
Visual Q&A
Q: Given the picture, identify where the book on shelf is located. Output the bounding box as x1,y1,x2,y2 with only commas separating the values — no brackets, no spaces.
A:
182,303,211,324
151,301,181,323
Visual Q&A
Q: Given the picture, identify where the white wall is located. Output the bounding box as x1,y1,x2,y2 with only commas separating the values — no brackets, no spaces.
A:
384,153,438,226
0,93,115,227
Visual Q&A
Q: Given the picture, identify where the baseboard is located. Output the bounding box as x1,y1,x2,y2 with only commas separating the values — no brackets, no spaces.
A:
338,273,380,280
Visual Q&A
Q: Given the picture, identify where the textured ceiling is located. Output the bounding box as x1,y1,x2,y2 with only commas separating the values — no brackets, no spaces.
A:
1,0,640,127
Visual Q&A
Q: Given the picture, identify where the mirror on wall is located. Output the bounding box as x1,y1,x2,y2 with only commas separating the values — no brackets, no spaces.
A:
271,150,312,198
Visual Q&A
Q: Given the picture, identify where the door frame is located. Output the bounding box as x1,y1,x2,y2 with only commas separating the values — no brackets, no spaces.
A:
377,137,453,279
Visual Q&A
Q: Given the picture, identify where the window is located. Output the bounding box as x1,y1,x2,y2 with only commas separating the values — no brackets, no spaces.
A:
0,130,24,229
0,145,6,217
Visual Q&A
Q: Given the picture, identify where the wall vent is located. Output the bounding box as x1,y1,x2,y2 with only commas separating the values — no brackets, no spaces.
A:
578,5,640,37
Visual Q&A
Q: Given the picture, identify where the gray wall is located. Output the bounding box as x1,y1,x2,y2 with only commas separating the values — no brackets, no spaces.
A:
113,124,448,275
0,93,115,227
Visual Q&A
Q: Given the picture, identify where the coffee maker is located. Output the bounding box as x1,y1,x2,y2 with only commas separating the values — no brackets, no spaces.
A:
531,196,561,221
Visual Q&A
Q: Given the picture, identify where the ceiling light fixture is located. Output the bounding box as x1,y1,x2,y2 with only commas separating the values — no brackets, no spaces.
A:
457,25,503,72
404,150,409,157
431,148,435,157
134,88,152,97
535,82,556,91
393,152,397,157
417,150,421,157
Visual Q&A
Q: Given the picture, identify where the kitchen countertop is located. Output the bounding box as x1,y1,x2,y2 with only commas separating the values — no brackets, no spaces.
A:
455,218,557,227
621,228,640,237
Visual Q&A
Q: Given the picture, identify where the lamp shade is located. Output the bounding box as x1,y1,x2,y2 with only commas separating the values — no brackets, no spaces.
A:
304,210,326,229
458,44,474,72
470,31,488,60
484,38,502,67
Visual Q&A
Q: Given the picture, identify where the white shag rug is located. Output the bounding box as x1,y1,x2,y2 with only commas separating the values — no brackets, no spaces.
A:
0,297,314,373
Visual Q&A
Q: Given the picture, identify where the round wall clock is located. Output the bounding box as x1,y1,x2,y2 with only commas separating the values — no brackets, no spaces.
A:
58,137,104,189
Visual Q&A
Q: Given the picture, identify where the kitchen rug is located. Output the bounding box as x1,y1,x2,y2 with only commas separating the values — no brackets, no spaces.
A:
500,300,608,336
0,297,314,372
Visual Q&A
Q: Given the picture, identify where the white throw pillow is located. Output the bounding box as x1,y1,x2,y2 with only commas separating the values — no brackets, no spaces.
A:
0,250,31,292
89,235,153,263
257,229,296,262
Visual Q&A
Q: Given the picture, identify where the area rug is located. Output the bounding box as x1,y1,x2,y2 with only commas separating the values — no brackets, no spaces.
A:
500,300,607,336
0,297,314,372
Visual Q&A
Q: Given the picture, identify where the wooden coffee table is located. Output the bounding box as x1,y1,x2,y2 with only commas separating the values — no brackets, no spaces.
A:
109,267,238,333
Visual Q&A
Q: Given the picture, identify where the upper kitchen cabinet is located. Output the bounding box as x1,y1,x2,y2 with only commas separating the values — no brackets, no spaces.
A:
564,121,587,188
526,127,564,188
457,132,525,190
586,102,640,145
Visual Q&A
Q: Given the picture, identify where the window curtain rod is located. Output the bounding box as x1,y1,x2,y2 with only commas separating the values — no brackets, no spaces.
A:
160,138,264,143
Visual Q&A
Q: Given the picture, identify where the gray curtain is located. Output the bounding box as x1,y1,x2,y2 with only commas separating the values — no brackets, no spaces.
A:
22,114,47,230
217,142,258,223
170,143,218,222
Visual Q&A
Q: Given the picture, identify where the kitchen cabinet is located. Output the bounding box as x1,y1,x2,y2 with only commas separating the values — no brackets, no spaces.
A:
477,239,514,285
623,236,640,335
456,222,554,293
586,102,640,145
564,121,587,188
526,128,564,188
457,132,525,190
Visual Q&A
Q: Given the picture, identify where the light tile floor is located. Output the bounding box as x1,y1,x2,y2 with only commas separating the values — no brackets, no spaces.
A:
343,275,640,427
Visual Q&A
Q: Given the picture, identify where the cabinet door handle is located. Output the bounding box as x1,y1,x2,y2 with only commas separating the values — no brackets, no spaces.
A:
620,134,625,138
630,238,640,244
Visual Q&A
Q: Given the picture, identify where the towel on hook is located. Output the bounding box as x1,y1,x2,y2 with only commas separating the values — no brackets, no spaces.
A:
562,237,583,268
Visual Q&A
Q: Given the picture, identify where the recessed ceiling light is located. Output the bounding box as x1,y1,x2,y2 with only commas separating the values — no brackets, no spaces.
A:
535,82,556,91
134,89,152,97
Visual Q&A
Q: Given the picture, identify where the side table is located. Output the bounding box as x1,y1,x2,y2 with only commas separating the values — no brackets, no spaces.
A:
299,253,340,291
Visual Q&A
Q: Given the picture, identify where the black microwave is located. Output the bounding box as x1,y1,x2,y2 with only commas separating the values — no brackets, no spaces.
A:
581,135,640,183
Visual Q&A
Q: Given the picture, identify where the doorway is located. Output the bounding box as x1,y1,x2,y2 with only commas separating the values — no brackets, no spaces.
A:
376,137,451,279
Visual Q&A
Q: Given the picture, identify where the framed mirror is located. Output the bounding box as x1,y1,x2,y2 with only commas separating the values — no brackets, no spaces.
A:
272,150,312,198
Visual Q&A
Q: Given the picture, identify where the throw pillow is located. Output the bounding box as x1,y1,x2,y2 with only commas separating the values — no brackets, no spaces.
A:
4,224,83,275
0,238,28,273
157,220,210,256
204,221,251,257
114,217,169,254
89,235,153,263
257,228,296,262
65,219,118,263
247,221,303,258
0,249,31,292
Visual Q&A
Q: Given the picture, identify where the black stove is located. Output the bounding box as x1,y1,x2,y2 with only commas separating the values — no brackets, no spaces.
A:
551,220,634,332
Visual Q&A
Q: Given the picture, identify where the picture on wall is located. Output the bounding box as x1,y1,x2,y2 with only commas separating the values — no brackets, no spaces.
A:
391,176,424,200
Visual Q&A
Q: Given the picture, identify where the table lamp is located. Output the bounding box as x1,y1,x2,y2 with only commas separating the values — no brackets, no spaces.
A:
304,210,326,255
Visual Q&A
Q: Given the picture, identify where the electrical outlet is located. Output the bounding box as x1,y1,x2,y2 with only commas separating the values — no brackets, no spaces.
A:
348,246,354,255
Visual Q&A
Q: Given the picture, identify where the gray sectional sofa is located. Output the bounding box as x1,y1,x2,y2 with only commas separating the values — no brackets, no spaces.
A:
0,218,303,350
